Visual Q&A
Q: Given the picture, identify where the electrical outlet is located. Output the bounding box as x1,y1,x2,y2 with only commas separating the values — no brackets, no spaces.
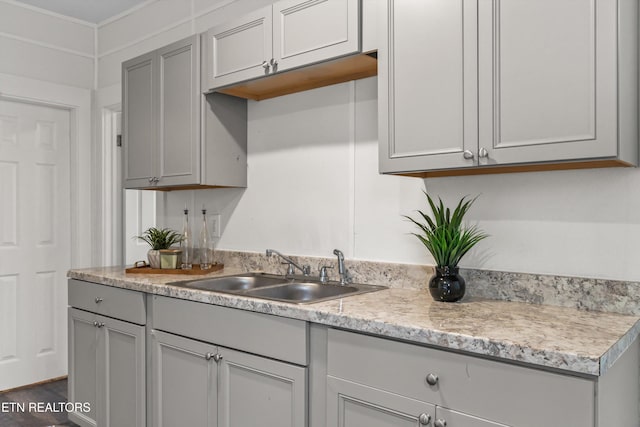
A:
210,213,221,238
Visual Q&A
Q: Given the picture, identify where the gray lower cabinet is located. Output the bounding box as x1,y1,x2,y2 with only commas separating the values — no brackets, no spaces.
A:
327,329,602,427
150,295,308,427
68,308,145,427
151,330,307,427
218,346,306,427
327,376,436,427
151,330,217,427
327,376,506,427
67,280,146,427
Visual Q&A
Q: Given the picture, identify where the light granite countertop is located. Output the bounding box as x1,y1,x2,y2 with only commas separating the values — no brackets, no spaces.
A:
68,266,640,377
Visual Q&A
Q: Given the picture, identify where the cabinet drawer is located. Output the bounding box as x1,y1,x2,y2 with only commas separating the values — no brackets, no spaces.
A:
152,295,308,365
328,329,594,427
68,279,146,325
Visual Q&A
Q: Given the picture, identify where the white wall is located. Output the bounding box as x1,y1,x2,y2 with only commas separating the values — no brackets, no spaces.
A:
0,0,95,89
97,0,640,282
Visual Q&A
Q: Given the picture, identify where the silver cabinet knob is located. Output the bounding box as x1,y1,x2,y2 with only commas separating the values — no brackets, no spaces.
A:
269,58,278,71
93,321,105,328
434,419,447,427
426,373,439,386
463,150,474,160
153,177,160,183
148,177,154,183
95,297,103,303
213,353,223,363
418,413,431,425
205,352,215,361
262,60,270,72
478,147,489,158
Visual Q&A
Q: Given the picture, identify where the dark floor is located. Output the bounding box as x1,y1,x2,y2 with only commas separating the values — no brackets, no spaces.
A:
0,379,78,427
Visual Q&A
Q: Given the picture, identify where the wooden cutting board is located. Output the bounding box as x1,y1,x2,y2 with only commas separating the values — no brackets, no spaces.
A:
125,263,224,275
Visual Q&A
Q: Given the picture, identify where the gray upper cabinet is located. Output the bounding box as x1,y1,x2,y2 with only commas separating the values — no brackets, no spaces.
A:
379,0,638,176
206,6,273,90
122,51,156,188
123,35,247,190
206,0,361,92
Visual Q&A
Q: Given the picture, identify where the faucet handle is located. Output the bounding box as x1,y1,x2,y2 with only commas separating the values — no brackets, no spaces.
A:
319,265,333,283
302,265,311,276
281,262,296,276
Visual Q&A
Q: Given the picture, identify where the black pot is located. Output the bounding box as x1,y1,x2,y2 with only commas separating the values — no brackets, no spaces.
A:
429,266,465,302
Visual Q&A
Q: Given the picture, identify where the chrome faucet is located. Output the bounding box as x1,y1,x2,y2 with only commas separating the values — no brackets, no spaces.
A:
333,249,352,285
265,249,311,277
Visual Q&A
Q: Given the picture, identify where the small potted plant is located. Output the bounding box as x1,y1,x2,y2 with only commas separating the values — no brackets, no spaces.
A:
135,227,183,269
405,193,488,302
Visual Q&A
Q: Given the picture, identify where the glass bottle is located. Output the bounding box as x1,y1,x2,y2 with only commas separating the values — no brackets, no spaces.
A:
199,208,212,270
181,208,192,270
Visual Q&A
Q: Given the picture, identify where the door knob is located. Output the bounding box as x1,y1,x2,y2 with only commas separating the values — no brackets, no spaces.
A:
478,147,489,158
213,353,223,363
434,419,447,427
463,150,474,160
95,297,103,303
205,352,215,361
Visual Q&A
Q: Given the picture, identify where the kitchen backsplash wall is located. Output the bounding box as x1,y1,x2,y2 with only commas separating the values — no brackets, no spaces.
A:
215,249,640,316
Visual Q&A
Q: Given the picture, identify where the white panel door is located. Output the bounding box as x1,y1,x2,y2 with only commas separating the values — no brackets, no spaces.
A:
0,99,70,390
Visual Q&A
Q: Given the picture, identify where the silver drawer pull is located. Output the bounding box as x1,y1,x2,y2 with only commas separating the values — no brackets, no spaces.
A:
93,321,104,328
426,373,439,386
95,297,103,303
418,413,431,425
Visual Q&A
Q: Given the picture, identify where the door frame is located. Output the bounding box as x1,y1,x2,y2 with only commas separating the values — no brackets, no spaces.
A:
0,72,93,268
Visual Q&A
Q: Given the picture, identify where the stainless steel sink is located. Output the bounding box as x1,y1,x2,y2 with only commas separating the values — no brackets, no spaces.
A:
168,273,386,304
171,273,285,292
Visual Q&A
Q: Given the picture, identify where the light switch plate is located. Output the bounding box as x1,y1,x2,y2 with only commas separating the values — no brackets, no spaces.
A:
210,214,221,238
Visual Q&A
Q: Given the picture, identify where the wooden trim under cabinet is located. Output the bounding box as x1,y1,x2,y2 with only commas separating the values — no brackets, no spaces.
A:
215,53,378,101
394,159,634,178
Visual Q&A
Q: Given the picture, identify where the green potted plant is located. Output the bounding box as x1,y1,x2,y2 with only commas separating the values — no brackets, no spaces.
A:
405,193,488,302
135,227,183,269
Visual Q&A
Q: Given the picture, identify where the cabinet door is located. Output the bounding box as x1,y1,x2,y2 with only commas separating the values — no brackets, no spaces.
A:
157,35,200,187
68,308,99,427
99,316,145,427
151,330,217,427
379,0,478,174
273,0,360,71
218,346,307,427
435,407,509,427
327,376,435,427
477,0,617,165
123,50,157,188
207,6,273,90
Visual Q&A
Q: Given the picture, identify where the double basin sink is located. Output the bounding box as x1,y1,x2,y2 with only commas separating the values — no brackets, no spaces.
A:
168,273,386,304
